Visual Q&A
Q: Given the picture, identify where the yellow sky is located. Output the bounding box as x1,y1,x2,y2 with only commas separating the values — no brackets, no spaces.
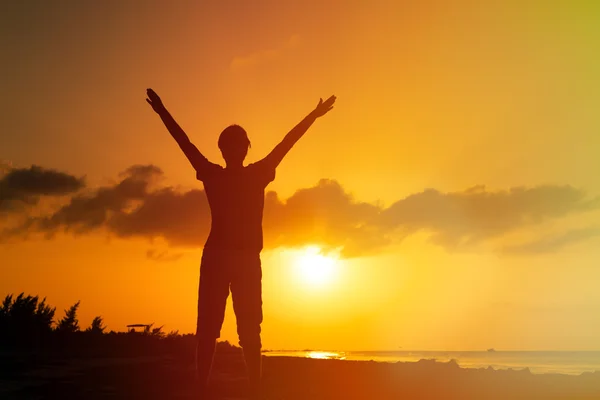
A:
1,1,600,350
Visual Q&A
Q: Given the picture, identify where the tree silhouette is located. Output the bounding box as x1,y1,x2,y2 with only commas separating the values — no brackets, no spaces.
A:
35,297,56,334
56,300,80,333
0,294,13,339
0,293,56,346
86,316,106,334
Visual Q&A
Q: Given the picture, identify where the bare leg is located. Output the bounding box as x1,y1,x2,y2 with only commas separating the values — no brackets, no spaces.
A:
196,249,230,397
196,336,217,396
243,345,262,398
231,253,264,398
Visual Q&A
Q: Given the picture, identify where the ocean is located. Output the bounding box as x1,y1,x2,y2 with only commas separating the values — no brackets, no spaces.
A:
264,350,600,375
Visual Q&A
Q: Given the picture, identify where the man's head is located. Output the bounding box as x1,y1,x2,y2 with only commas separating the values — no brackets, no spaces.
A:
218,124,251,166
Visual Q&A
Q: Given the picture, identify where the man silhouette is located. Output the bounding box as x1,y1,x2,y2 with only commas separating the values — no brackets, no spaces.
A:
146,89,336,398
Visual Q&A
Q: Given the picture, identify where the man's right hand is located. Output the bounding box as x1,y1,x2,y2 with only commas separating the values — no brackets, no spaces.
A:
311,95,336,118
146,88,165,113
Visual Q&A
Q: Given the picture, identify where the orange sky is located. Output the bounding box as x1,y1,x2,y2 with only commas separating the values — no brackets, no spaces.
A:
2,1,600,351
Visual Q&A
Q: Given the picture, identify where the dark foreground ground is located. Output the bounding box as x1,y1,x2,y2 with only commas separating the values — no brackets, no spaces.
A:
2,351,600,399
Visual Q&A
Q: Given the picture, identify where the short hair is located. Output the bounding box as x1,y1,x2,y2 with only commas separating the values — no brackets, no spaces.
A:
218,125,251,151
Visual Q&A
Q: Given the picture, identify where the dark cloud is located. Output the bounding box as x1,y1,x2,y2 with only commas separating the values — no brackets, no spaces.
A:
501,226,600,255
2,165,599,257
109,187,210,246
0,165,85,211
380,185,600,251
22,165,162,236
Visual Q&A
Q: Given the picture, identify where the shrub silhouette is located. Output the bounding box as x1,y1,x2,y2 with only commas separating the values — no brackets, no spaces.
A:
86,316,106,334
143,323,166,338
56,300,80,333
0,293,243,358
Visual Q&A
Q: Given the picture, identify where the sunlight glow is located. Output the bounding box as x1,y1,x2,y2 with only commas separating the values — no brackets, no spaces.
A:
294,246,339,287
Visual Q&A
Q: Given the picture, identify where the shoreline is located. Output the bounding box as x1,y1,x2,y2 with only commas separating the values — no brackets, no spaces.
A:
263,350,600,376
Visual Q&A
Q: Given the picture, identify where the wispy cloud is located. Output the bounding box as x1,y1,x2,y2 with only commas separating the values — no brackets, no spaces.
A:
230,34,301,72
146,249,183,262
380,185,600,251
501,226,600,255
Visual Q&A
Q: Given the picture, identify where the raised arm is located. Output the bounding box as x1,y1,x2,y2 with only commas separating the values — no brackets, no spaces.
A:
261,95,336,169
146,88,212,173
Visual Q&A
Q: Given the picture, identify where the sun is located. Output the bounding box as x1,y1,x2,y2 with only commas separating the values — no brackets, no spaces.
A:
294,246,339,287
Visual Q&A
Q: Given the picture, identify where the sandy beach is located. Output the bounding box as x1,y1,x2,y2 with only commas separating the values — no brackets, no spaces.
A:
2,349,599,399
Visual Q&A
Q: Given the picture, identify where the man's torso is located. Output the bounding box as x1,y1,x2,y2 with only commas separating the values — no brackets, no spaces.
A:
200,162,274,253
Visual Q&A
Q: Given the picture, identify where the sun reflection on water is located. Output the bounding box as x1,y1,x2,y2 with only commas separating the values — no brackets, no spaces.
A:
306,351,346,360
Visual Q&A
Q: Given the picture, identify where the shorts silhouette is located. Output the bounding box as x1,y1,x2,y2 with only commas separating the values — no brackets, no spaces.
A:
197,248,263,348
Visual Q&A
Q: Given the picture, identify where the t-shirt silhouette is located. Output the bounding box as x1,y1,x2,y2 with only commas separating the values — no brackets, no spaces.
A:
195,158,275,253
